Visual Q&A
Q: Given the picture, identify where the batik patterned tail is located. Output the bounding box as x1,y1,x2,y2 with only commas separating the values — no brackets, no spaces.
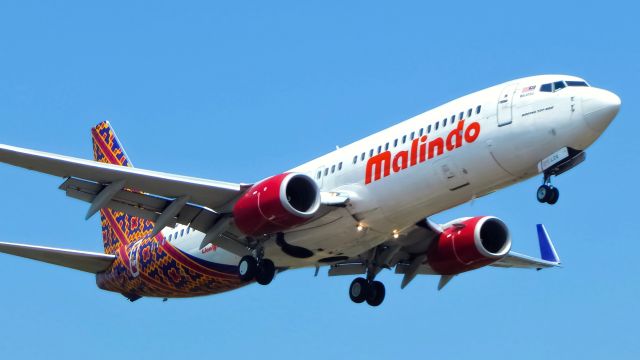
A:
91,121,156,254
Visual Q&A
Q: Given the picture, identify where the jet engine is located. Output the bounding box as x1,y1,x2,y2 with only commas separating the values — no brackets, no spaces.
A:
233,173,321,236
427,216,511,275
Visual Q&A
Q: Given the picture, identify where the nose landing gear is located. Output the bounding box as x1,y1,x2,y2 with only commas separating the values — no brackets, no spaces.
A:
537,175,559,205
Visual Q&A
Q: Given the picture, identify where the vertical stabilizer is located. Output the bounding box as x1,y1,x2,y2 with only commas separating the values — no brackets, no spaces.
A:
91,121,156,254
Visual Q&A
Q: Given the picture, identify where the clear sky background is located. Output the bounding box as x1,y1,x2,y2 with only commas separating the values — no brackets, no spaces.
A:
0,1,637,359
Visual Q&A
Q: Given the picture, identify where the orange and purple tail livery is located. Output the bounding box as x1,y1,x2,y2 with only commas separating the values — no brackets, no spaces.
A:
91,121,155,254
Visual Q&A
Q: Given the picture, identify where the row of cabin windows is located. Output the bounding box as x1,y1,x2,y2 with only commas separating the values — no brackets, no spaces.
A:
316,161,343,179
315,104,482,181
351,105,482,165
167,227,192,241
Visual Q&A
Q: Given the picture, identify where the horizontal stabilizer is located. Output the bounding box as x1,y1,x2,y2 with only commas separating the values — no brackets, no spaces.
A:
0,241,116,273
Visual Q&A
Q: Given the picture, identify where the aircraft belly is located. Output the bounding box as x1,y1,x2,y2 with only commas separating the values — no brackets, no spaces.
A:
263,207,387,267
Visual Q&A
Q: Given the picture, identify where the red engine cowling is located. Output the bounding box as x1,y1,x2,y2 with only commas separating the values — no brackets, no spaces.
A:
232,173,321,236
427,216,511,275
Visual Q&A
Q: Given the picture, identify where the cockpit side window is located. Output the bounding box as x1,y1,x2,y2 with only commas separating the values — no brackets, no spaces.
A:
566,80,589,87
553,81,566,92
540,83,552,92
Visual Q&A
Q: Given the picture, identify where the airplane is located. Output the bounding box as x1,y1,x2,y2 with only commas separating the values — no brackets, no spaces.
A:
0,74,620,306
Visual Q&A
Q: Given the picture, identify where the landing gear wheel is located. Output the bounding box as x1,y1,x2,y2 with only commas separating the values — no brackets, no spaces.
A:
366,281,386,307
238,256,257,282
255,259,276,285
349,277,369,304
547,187,560,205
537,185,552,203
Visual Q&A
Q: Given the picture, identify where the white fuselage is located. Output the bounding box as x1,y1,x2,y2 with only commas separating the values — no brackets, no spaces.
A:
164,74,619,270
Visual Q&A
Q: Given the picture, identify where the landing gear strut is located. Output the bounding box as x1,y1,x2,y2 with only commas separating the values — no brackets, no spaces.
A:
238,248,276,285
537,174,559,205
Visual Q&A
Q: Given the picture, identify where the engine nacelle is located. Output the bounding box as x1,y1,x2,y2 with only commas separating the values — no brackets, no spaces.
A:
427,216,511,275
233,173,321,236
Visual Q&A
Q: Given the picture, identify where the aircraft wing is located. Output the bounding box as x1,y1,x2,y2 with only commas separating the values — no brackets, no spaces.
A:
0,144,247,212
0,241,115,273
330,222,561,291
491,224,561,269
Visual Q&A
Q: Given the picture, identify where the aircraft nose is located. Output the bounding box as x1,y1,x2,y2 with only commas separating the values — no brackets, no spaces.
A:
582,89,621,133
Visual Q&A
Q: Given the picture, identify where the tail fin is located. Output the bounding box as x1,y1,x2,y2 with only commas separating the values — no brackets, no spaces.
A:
91,121,156,254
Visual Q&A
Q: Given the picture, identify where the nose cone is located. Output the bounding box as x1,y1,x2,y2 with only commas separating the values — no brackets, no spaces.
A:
582,89,621,133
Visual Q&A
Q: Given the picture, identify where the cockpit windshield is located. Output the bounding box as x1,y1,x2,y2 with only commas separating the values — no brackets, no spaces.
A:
540,80,589,92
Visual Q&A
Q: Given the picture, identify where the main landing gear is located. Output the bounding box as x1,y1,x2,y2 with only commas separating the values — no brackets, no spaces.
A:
238,255,276,285
349,277,386,307
537,173,560,205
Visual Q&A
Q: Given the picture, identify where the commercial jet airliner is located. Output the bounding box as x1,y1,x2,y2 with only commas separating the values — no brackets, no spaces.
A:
0,75,620,306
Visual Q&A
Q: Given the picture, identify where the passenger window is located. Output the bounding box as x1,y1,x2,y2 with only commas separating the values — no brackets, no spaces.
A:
427,124,432,133
174,232,178,239
187,227,190,234
476,105,481,114
317,171,321,179
168,234,172,241
394,139,398,147
443,118,447,127
369,149,374,157
419,128,424,136
331,165,335,173
459,112,464,120
553,81,566,92
540,83,552,92
353,156,357,164
451,115,455,123
180,229,184,237
402,135,407,144
435,122,439,130
361,152,365,161
338,162,343,170
377,146,382,154
385,143,389,151
467,108,472,117
324,168,329,176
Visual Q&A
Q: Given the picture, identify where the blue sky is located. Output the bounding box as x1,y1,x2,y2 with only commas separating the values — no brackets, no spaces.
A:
0,1,638,359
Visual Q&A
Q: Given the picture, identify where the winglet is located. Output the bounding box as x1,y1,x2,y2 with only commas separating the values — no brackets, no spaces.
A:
537,224,560,263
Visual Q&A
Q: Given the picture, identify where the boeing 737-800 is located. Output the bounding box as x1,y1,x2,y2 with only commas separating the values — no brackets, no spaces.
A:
0,74,620,306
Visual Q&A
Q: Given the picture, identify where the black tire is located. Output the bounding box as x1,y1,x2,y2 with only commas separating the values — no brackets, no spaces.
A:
255,259,276,285
366,281,386,307
349,278,369,304
547,187,560,205
537,185,552,203
238,256,257,282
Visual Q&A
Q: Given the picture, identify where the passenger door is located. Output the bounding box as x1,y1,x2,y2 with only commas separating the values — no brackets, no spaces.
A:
497,83,518,126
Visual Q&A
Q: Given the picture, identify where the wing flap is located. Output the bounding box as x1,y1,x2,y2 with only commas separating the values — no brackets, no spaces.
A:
0,144,245,211
60,177,224,231
0,241,116,273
